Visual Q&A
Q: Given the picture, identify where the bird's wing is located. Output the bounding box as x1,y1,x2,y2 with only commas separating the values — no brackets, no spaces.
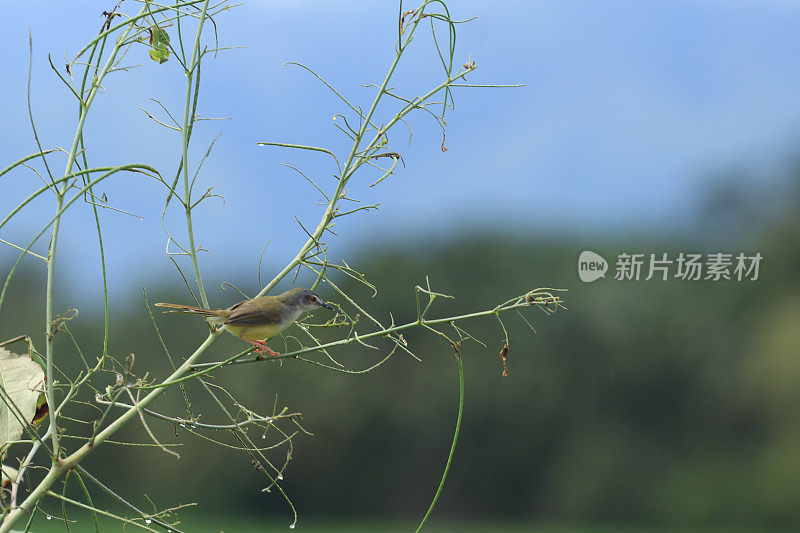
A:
225,299,249,312
224,298,284,327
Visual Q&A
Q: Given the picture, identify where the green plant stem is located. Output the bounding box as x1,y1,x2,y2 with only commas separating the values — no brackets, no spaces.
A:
181,0,212,309
0,5,148,531
415,354,464,532
72,471,100,533
0,165,158,233
44,192,64,458
0,164,160,313
253,2,434,301
43,1,147,463
0,4,531,531
9,427,51,508
75,466,184,533
70,0,207,63
187,296,551,372
77,36,111,358
0,465,61,532
0,331,220,532
0,149,59,180
96,397,297,430
44,491,159,533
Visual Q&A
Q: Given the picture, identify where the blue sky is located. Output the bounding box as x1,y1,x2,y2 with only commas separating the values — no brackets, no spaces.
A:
2,1,800,303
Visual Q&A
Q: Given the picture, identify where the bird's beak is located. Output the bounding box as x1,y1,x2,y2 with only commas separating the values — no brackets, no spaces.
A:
319,300,335,311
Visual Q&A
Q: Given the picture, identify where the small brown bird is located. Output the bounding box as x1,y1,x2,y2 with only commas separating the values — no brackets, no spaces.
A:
155,287,334,356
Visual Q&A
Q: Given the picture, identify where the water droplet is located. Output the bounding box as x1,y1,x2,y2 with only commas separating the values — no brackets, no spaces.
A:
289,524,296,529
46,516,52,520
179,423,186,428
145,519,152,525
261,434,266,439
277,474,284,480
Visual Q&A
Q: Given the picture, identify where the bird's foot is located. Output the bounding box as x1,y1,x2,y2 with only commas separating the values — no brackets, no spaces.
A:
250,341,280,359
241,337,265,353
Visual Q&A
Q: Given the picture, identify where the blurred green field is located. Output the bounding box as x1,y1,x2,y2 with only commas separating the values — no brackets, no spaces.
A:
21,514,799,533
4,172,800,532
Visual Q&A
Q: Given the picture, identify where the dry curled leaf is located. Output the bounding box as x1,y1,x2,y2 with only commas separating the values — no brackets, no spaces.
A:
33,393,49,426
499,343,509,379
0,348,46,449
1,464,18,489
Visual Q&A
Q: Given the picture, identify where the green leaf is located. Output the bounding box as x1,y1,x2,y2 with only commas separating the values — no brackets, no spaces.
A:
150,26,170,48
147,26,170,64
149,48,170,64
0,348,46,449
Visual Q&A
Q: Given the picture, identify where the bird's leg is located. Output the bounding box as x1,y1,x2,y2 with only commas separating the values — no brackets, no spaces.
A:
260,346,281,358
239,334,265,353
239,334,280,357
254,341,281,357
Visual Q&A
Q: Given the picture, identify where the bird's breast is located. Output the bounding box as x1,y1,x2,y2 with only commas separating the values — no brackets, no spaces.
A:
226,322,284,341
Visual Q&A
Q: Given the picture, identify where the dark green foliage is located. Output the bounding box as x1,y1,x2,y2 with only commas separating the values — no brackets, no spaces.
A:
2,199,798,527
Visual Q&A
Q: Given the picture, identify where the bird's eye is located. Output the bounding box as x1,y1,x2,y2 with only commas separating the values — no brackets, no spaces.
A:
310,295,318,303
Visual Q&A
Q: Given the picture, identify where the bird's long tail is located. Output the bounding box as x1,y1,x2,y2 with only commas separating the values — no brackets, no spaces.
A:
154,302,227,318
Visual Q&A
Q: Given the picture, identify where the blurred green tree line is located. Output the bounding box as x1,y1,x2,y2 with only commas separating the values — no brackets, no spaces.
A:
1,175,798,529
